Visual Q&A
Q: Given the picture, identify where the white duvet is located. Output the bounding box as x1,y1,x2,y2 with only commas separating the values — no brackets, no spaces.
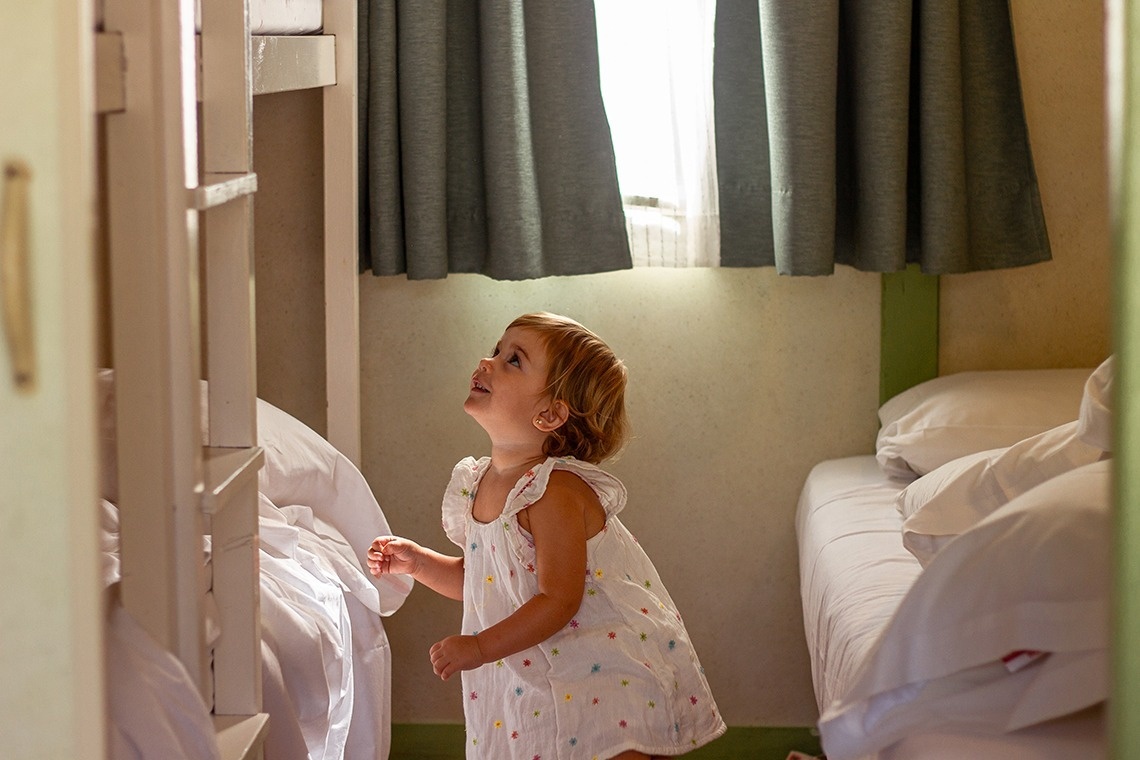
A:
103,491,391,760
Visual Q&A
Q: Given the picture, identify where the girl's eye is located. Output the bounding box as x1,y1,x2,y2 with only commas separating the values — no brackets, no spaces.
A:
490,346,500,358
507,353,521,367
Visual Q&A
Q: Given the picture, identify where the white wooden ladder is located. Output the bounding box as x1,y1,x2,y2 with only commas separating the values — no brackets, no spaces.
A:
100,0,268,755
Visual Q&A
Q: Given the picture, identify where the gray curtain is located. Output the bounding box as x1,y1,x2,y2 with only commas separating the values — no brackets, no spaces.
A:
714,0,1051,275
358,0,632,280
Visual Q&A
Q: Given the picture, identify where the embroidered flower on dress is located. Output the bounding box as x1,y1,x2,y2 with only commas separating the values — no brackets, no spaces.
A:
470,691,478,700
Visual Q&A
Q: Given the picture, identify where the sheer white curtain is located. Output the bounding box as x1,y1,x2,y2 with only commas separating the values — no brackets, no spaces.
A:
595,0,720,267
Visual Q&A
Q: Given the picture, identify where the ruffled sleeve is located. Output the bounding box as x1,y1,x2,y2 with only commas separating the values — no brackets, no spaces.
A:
440,456,488,548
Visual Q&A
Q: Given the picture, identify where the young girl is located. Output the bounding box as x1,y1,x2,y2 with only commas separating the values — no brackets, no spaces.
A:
367,313,725,759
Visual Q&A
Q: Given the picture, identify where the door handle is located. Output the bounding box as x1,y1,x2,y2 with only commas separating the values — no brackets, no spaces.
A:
1,159,34,392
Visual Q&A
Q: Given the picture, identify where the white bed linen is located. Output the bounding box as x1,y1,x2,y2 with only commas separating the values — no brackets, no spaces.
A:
795,456,916,710
102,491,394,760
106,599,222,760
796,456,1106,759
96,0,322,34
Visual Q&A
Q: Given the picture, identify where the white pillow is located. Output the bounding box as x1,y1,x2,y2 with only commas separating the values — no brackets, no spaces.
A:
819,460,1111,758
876,368,1092,479
1078,355,1113,452
898,420,1103,566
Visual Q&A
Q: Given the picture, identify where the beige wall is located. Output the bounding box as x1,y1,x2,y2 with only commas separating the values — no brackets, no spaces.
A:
253,1,1110,727
940,0,1112,372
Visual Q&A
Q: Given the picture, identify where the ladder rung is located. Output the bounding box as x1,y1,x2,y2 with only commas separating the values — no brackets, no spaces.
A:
213,713,270,760
202,446,264,515
192,173,258,210
252,35,336,95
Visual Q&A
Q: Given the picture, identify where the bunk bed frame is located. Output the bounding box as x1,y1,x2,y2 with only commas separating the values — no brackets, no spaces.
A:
94,0,360,755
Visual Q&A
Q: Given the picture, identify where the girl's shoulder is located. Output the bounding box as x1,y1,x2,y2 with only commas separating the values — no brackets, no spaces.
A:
505,457,628,520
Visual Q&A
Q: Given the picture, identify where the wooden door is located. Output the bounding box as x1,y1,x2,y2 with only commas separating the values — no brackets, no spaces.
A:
0,0,104,757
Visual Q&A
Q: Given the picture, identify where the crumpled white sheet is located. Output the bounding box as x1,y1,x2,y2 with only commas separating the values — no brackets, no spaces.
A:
102,491,394,760
105,600,222,760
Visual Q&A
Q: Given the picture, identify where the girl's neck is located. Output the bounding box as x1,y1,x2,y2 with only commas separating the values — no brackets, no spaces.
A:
487,446,547,478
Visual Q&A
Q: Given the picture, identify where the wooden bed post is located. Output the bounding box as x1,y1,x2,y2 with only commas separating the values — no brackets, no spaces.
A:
1110,0,1140,756
880,265,939,405
323,0,363,466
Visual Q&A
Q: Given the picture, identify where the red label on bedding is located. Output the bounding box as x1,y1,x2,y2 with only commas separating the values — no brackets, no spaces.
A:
1001,649,1047,672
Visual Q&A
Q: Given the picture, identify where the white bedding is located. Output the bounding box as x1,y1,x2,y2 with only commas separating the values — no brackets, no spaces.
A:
98,371,413,760
103,492,393,760
795,455,1106,760
96,0,323,34
249,0,322,35
794,456,915,711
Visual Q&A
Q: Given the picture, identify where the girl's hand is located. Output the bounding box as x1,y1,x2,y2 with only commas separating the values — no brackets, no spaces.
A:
366,536,422,577
429,634,485,680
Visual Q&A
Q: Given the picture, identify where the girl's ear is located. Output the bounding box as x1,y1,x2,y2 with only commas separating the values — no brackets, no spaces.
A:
535,399,570,432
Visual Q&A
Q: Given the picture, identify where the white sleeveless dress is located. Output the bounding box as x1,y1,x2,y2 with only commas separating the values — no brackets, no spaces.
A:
441,456,726,759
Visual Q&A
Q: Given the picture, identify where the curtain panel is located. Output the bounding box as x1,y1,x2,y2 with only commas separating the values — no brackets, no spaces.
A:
714,0,1051,275
358,0,632,280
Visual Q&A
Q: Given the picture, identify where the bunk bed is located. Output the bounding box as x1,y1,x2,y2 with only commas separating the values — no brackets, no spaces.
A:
93,0,399,757
795,361,1113,759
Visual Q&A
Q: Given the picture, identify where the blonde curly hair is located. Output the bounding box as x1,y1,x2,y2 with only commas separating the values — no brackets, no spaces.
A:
507,312,629,464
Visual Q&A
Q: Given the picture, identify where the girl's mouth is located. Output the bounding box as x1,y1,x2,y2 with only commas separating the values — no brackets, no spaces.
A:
471,378,489,393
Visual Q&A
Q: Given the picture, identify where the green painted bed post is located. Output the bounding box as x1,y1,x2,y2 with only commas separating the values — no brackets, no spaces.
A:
879,265,939,405
1112,1,1140,756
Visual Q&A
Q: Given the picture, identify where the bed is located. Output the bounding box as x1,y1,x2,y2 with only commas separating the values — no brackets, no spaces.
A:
796,359,1114,759
93,0,374,756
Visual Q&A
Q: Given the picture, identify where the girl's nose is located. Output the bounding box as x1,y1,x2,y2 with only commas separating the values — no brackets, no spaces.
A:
477,357,492,372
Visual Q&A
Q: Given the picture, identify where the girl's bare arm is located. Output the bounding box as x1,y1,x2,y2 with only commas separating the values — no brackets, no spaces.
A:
368,536,465,601
429,471,598,679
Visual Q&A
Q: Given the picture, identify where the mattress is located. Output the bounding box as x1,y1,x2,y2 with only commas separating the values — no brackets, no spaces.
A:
795,455,1106,760
795,455,916,710
249,0,322,35
96,0,323,35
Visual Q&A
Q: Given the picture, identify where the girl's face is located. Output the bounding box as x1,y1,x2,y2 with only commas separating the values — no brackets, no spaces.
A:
464,326,554,444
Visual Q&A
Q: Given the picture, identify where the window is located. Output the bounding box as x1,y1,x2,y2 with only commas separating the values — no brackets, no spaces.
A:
595,0,720,267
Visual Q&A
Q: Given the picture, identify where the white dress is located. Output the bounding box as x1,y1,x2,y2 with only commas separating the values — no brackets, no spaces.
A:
441,456,726,759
